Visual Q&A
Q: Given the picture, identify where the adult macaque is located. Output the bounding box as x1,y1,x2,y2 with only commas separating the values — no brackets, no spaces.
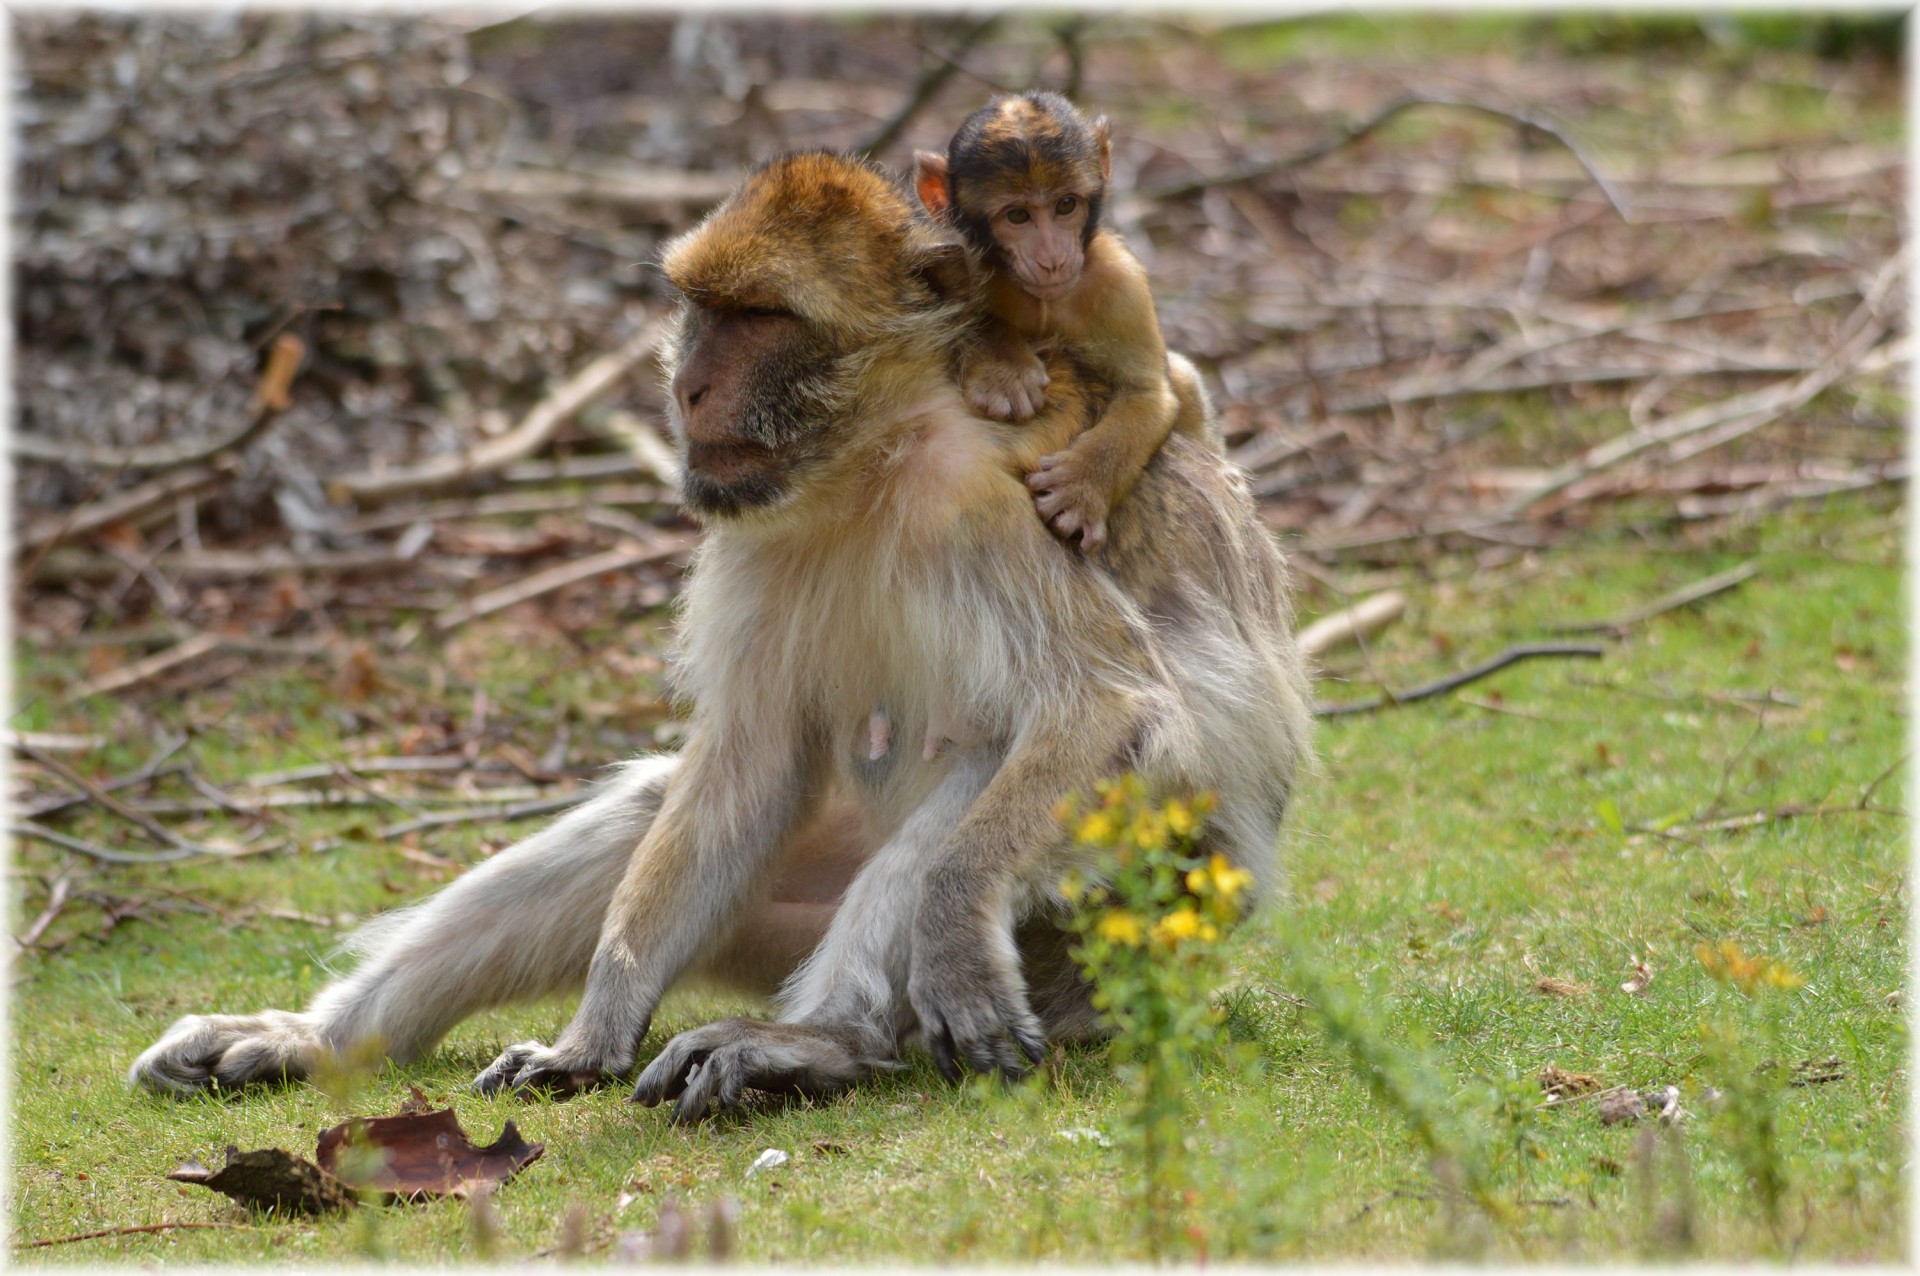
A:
915,91,1216,552
130,153,1312,1121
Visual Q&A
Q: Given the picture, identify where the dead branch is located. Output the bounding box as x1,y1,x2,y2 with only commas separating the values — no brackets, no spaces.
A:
856,14,1004,156
1138,93,1631,221
16,741,205,852
66,633,223,702
376,792,588,839
1551,562,1758,636
7,730,105,752
30,545,435,586
1314,643,1605,716
327,321,662,505
1504,255,1905,514
15,1221,237,1249
1297,591,1407,659
8,822,202,865
17,733,190,820
432,532,698,633
12,335,305,472
14,876,75,950
17,463,236,559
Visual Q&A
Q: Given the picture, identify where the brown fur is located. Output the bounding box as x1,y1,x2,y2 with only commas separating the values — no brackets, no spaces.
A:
128,153,1311,1122
915,94,1218,552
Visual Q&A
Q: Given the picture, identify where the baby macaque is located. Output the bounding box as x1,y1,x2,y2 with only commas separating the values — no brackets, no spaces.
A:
914,90,1213,552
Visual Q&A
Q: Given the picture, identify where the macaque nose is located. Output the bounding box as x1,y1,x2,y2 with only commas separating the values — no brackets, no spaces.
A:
677,378,710,412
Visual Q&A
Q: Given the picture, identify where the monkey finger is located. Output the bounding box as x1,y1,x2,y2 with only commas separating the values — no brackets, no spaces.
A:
1032,489,1067,518
1078,520,1107,552
925,1019,963,1085
472,1041,545,1096
671,1059,719,1124
1050,508,1084,538
632,1042,708,1106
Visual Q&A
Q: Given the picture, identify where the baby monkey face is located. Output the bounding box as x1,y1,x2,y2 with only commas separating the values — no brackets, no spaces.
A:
991,187,1092,300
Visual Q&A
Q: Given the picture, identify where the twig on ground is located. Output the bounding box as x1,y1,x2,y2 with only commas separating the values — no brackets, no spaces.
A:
12,335,305,472
1857,751,1910,810
14,875,76,950
1639,801,1904,840
328,321,662,505
432,533,698,633
8,822,203,865
18,733,190,820
1504,255,1904,514
856,14,1003,156
1315,643,1605,716
1297,591,1408,659
15,1221,237,1249
1550,562,1759,636
376,792,588,839
1138,92,1631,221
66,633,223,703
8,730,106,752
17,742,203,852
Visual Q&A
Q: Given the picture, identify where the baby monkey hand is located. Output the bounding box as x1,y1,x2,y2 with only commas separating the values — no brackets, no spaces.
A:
1028,447,1113,552
961,332,1050,422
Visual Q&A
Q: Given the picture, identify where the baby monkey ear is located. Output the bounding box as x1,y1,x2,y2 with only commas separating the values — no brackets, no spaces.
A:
913,151,953,218
1090,116,1113,185
906,238,977,300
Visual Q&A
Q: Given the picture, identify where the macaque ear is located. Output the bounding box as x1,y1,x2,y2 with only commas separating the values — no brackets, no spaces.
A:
1090,116,1112,185
907,238,976,300
914,151,953,218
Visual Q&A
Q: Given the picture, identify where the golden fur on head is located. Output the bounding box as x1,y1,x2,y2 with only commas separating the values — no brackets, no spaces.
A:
661,152,966,341
943,92,1111,250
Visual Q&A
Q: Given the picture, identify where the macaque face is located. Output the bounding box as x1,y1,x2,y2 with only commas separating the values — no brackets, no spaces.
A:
990,189,1092,301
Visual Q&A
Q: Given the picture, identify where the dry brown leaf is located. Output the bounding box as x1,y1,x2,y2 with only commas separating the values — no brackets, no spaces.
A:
1620,960,1655,995
1598,1088,1645,1126
1540,1064,1603,1099
1535,975,1591,999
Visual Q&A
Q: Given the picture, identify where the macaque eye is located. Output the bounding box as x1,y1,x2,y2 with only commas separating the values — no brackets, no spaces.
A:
1005,208,1031,225
1055,196,1078,216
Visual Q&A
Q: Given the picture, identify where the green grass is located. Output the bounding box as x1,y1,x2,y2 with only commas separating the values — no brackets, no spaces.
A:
8,495,1905,1263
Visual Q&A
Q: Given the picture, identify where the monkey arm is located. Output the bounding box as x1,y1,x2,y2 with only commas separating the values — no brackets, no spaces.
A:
954,311,1051,423
474,708,829,1095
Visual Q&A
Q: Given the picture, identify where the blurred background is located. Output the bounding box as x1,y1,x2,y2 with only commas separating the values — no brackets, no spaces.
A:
11,8,1906,736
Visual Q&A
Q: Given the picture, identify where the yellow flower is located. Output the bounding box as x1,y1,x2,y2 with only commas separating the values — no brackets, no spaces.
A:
1097,910,1144,947
1697,940,1804,996
1165,799,1195,837
1076,812,1116,845
1152,906,1203,946
1204,853,1254,900
1058,872,1085,903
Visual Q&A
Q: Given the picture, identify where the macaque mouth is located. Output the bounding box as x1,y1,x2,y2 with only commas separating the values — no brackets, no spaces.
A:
1015,271,1078,301
686,439,779,484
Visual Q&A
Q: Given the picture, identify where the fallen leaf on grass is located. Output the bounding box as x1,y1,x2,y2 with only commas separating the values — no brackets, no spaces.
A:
1597,1085,1687,1127
1620,960,1654,995
1788,1056,1846,1086
317,1105,543,1200
168,1147,356,1215
1534,976,1591,999
1597,1089,1644,1126
165,1088,542,1214
1540,1064,1603,1100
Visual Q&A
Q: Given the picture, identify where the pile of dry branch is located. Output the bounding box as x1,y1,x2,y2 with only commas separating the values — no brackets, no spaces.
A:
15,12,1907,678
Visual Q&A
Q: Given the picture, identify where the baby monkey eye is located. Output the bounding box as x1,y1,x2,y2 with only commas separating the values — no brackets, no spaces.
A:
1005,208,1032,225
1055,196,1078,216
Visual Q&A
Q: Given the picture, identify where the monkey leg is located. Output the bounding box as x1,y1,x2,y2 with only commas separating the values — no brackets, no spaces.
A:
633,750,1002,1121
475,727,826,1096
908,689,1141,1081
128,756,678,1095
